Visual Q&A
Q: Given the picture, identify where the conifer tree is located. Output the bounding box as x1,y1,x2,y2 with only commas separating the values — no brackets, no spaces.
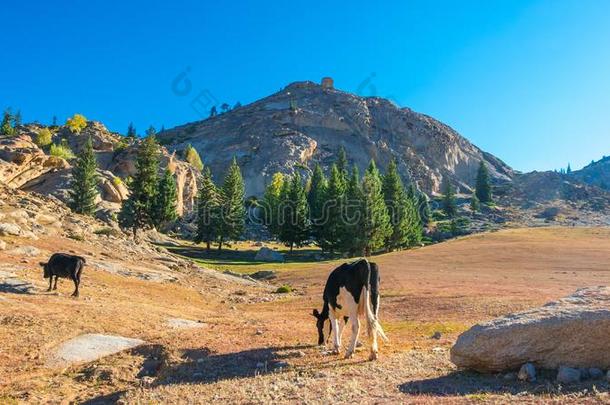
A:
195,167,221,251
209,106,217,117
217,157,245,250
343,165,366,255
69,136,99,215
470,194,480,216
566,163,572,174
361,160,391,256
13,110,22,127
146,126,156,137
475,161,492,204
262,172,285,238
279,173,309,252
127,122,137,138
442,182,457,218
318,164,346,253
0,109,14,136
307,164,327,241
119,135,160,238
152,168,178,229
417,192,431,226
336,146,348,179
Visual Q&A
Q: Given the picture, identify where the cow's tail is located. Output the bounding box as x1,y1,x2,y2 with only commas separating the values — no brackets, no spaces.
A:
363,261,388,343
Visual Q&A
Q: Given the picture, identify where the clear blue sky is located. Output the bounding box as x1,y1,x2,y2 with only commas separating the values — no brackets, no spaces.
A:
2,0,609,172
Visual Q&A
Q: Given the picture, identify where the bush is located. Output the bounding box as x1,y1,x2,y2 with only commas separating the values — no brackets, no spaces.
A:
275,285,293,294
184,144,203,171
35,128,53,147
113,138,130,154
112,176,123,186
93,227,122,237
49,142,75,160
65,113,87,133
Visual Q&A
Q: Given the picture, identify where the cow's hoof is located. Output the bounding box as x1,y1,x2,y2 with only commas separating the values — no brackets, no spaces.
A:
368,352,378,361
331,348,340,355
344,352,354,359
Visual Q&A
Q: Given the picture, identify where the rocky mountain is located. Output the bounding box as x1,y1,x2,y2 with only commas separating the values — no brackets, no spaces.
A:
0,122,200,222
572,156,610,190
159,80,513,197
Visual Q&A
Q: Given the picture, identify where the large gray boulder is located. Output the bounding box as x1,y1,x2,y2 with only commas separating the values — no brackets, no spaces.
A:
451,286,610,372
255,247,285,263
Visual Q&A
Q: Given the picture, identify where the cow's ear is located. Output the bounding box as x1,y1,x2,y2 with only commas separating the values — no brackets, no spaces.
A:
39,262,47,267
312,309,320,318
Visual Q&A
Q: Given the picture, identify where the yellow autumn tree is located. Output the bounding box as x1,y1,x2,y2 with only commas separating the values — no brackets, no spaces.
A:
184,144,203,171
65,114,87,133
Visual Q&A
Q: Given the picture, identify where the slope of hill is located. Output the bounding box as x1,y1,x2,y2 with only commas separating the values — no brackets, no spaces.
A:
572,156,610,190
159,80,513,196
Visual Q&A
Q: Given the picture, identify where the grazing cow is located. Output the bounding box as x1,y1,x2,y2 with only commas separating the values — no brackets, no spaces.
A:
312,259,388,360
39,253,86,297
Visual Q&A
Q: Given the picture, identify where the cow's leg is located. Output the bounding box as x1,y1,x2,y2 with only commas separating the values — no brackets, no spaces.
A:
53,276,58,290
71,276,79,297
345,305,360,359
329,311,341,355
47,276,53,291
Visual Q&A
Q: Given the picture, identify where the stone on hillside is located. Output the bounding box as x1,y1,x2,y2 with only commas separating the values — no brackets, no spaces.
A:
48,333,145,367
9,245,40,257
0,240,6,250
250,270,278,280
517,363,536,382
450,286,610,372
589,368,604,380
255,247,285,263
557,366,581,384
0,223,21,236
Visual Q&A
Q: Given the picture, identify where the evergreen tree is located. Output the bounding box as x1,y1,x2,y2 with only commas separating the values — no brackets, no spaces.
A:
336,146,348,179
195,167,221,251
307,164,327,241
220,103,230,113
566,163,572,174
52,115,58,126
0,109,14,136
475,161,492,204
417,192,431,227
343,165,366,255
119,135,160,238
152,168,178,229
279,172,309,252
233,101,242,109
127,122,137,138
69,136,99,215
217,157,245,250
146,125,156,137
442,182,457,218
470,194,480,216
209,106,217,117
361,160,391,256
262,172,285,238
382,159,409,251
13,110,22,127
318,164,346,253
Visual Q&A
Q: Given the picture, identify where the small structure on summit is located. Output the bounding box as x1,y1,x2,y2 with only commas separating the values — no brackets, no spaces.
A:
321,77,334,90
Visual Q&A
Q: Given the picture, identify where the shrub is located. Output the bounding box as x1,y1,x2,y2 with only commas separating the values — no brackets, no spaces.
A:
112,176,123,186
113,138,130,154
35,128,53,147
184,144,203,171
275,285,292,294
65,113,87,133
93,227,122,237
49,141,75,160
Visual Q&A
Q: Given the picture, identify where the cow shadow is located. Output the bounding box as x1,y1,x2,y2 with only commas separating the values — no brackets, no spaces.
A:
154,343,314,386
399,370,609,397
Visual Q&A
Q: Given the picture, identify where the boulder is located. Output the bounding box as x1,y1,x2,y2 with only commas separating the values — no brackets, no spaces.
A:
517,363,536,382
250,270,278,280
255,247,285,263
0,223,21,236
557,366,581,384
450,286,610,372
0,240,6,250
589,368,604,380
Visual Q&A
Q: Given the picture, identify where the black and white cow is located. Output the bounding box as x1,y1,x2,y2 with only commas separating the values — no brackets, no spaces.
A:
39,253,86,297
312,259,388,360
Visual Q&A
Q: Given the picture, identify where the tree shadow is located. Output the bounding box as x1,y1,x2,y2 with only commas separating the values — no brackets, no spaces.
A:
398,370,609,397
167,245,327,265
0,280,35,294
154,343,314,386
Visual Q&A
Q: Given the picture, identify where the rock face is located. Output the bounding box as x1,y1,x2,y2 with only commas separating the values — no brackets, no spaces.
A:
159,81,513,196
450,286,610,372
572,156,610,191
0,121,200,219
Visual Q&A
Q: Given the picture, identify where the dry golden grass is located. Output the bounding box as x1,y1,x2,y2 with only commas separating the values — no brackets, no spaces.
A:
1,227,610,403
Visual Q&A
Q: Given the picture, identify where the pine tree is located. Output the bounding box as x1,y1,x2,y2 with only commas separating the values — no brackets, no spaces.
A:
336,146,348,179
279,172,309,252
209,106,217,117
152,168,178,229
233,101,242,109
52,115,58,126
69,136,99,215
0,109,14,136
221,103,230,113
13,110,22,127
146,126,156,137
119,135,160,238
217,157,245,250
470,194,480,216
382,159,410,251
417,192,431,227
361,160,391,256
262,172,285,238
318,164,346,253
566,163,572,174
442,182,457,218
343,165,366,255
307,164,327,241
127,122,137,138
195,167,221,251
475,161,492,204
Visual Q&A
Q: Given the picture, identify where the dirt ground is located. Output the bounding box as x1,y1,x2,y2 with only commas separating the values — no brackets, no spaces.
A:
1,227,610,404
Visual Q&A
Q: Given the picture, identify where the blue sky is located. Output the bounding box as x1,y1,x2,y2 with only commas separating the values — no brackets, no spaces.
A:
2,0,609,172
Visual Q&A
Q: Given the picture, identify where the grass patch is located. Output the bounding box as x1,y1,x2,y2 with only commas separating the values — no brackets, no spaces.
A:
275,285,292,294
49,142,75,160
93,227,122,237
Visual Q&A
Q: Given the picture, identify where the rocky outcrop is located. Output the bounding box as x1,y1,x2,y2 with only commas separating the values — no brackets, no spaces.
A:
254,247,285,262
159,80,513,196
451,286,610,372
0,121,201,219
572,156,610,191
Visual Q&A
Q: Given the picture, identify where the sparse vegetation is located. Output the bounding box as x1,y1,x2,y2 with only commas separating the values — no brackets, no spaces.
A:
275,284,292,293
35,127,53,147
65,113,87,133
0,109,15,136
93,227,122,237
49,140,76,160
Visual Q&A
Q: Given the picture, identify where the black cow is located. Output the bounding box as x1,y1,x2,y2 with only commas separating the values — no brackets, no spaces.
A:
39,253,86,297
312,259,388,360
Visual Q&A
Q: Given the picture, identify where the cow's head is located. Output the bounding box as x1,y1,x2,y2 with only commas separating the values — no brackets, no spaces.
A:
39,262,50,278
312,309,327,345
